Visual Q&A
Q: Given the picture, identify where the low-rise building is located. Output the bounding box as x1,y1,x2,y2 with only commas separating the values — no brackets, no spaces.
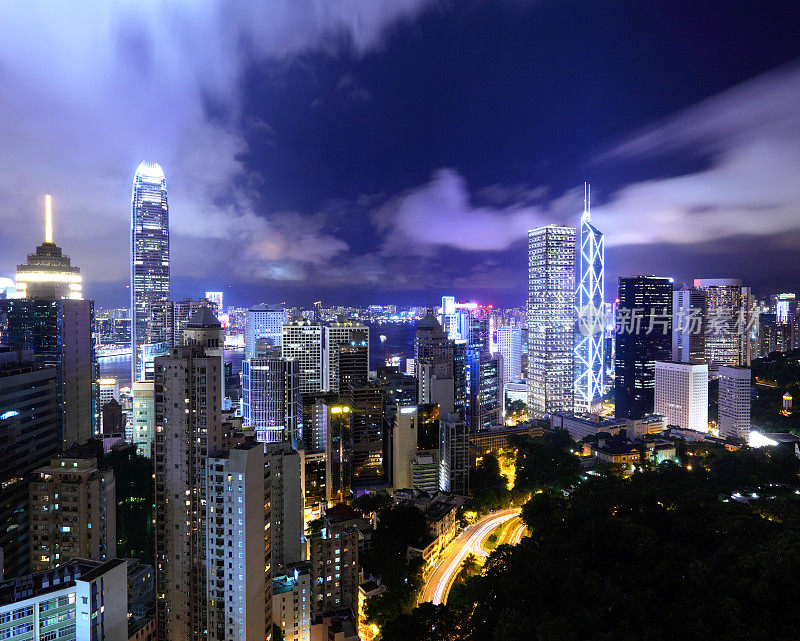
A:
550,412,625,442
469,421,545,456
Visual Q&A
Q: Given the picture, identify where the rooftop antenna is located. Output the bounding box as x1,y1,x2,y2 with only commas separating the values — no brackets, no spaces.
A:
581,181,591,224
45,192,53,243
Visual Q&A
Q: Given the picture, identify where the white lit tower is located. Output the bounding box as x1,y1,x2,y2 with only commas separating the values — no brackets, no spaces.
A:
527,224,576,417
131,161,169,383
574,183,604,413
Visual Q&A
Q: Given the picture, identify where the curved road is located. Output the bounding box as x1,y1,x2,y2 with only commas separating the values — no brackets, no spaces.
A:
420,508,520,605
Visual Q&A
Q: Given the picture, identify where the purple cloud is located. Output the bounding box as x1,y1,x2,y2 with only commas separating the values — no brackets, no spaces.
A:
0,1,435,289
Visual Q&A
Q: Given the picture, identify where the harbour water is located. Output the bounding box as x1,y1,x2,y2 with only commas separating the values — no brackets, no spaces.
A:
99,321,417,388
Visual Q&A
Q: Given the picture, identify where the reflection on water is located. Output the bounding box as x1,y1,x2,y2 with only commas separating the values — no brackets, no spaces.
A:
100,322,417,388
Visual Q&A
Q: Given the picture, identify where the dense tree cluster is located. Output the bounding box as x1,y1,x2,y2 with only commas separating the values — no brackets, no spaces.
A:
383,458,800,641
363,504,428,629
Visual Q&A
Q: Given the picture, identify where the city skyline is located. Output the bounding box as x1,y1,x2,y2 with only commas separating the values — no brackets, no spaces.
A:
1,2,799,308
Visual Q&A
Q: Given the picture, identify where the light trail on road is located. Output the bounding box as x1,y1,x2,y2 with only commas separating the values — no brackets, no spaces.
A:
420,508,520,605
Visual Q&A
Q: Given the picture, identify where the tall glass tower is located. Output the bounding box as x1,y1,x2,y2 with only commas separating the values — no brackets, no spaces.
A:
574,183,605,413
527,224,576,417
131,161,169,382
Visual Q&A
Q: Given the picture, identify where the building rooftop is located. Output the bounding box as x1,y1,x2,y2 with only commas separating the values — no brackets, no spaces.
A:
325,502,364,524
0,558,125,606
186,306,221,328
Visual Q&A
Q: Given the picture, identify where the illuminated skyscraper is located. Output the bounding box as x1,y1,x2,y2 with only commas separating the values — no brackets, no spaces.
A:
131,161,169,383
204,291,223,312
242,357,301,444
694,278,751,369
15,194,82,300
527,225,576,417
615,276,673,420
574,184,604,413
245,303,287,358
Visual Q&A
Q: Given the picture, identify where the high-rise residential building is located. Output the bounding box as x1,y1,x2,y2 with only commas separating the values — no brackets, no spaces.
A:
718,366,751,441
309,512,359,617
694,279,751,369
672,287,707,364
496,326,522,384
527,225,576,417
346,385,384,486
415,309,455,416
614,276,673,420
439,413,469,495
153,340,224,641
415,309,454,379
182,307,225,403
282,322,324,395
131,381,155,458
323,320,369,393
3,298,94,448
466,351,503,432
654,362,708,432
272,564,312,641
15,194,82,301
242,357,301,444
264,442,303,574
206,442,272,641
391,406,418,490
574,185,605,414
29,457,116,573
204,291,223,313
131,161,170,384
245,304,287,359
0,349,59,579
0,558,128,641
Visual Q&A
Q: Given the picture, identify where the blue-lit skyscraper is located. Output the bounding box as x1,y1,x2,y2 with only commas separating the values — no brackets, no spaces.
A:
574,183,605,413
131,161,169,382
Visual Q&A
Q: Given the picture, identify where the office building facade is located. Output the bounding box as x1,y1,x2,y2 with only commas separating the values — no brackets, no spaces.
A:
694,279,751,368
672,287,707,364
614,276,673,420
527,225,576,416
242,357,301,444
0,350,59,578
245,304,287,359
3,298,94,448
282,322,324,395
654,361,709,432
496,326,522,384
718,366,751,441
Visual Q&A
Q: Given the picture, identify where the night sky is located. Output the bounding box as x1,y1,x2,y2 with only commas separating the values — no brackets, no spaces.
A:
1,1,799,308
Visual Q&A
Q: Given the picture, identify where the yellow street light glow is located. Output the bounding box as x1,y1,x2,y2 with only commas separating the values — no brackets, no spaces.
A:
45,193,53,243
